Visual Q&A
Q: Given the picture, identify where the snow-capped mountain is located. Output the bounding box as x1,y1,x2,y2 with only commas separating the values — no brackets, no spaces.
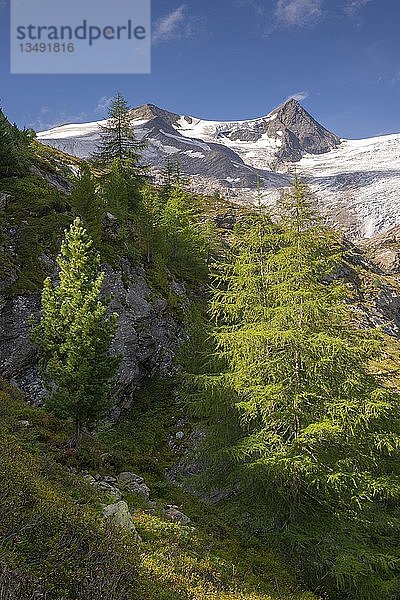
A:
38,99,400,239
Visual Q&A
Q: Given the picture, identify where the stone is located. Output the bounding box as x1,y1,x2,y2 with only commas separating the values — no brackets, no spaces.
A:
175,431,185,440
164,505,191,525
118,472,150,500
118,472,144,485
103,501,141,541
16,419,31,428
82,473,97,485
95,481,122,500
0,192,12,211
103,475,117,484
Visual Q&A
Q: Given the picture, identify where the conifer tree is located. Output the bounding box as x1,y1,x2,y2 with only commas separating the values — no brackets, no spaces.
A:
136,183,164,264
100,158,132,229
94,92,147,181
31,218,120,436
189,178,400,598
160,181,207,278
70,163,104,246
0,108,21,177
160,159,188,203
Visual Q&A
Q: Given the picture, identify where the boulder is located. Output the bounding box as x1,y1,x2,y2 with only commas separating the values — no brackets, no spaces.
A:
103,501,141,541
118,472,150,500
95,481,122,500
164,505,191,525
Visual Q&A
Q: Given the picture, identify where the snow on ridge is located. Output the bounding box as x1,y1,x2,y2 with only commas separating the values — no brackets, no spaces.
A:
37,118,148,140
161,130,210,151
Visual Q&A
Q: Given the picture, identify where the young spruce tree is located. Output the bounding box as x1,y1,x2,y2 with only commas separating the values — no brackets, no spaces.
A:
31,218,120,436
190,178,400,598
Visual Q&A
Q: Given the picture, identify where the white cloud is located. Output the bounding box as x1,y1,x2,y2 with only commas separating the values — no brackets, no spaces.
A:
392,69,400,84
152,5,193,44
284,91,309,102
28,107,88,132
274,0,324,28
345,0,371,16
95,95,113,115
235,0,265,16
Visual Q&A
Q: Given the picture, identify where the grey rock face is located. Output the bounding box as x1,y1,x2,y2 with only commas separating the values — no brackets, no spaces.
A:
105,263,185,406
359,225,400,274
0,260,185,408
224,99,340,163
0,293,46,405
267,99,340,161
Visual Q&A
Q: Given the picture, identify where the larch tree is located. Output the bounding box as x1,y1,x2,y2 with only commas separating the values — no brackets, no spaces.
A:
160,180,207,278
31,218,120,437
70,163,104,246
189,178,400,598
0,108,23,177
94,92,147,180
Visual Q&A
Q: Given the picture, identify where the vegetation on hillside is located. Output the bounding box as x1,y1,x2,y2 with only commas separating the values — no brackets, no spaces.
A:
184,180,400,599
1,100,400,600
31,218,120,436
0,378,317,600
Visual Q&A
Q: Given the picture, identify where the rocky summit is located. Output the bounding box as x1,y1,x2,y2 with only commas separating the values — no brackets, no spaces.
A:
38,98,400,240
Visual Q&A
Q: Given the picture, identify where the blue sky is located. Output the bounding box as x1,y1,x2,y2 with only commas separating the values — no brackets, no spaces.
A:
0,0,399,138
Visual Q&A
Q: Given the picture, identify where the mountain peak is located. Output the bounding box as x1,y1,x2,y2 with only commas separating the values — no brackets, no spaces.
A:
281,97,301,107
130,103,181,126
265,98,340,160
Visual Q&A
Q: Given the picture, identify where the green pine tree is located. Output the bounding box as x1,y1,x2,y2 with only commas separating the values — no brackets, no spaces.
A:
31,218,120,436
94,92,147,181
188,178,400,598
136,183,165,264
160,181,207,278
70,163,104,246
0,108,22,177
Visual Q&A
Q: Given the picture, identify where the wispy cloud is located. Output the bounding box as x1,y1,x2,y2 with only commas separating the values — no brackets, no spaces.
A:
285,91,309,102
235,0,265,16
274,0,324,28
28,106,88,132
345,0,371,16
95,95,113,115
152,5,202,45
392,69,400,84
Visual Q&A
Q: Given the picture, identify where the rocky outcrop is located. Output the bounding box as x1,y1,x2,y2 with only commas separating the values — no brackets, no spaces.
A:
225,99,340,162
164,505,191,525
0,260,186,409
359,225,400,274
117,472,151,500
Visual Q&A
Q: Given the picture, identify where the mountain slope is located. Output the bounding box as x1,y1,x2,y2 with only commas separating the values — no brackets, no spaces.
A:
37,99,400,239
0,140,320,600
298,134,400,238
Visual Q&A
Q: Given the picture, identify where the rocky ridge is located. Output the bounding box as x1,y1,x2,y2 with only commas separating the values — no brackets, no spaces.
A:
37,98,400,239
